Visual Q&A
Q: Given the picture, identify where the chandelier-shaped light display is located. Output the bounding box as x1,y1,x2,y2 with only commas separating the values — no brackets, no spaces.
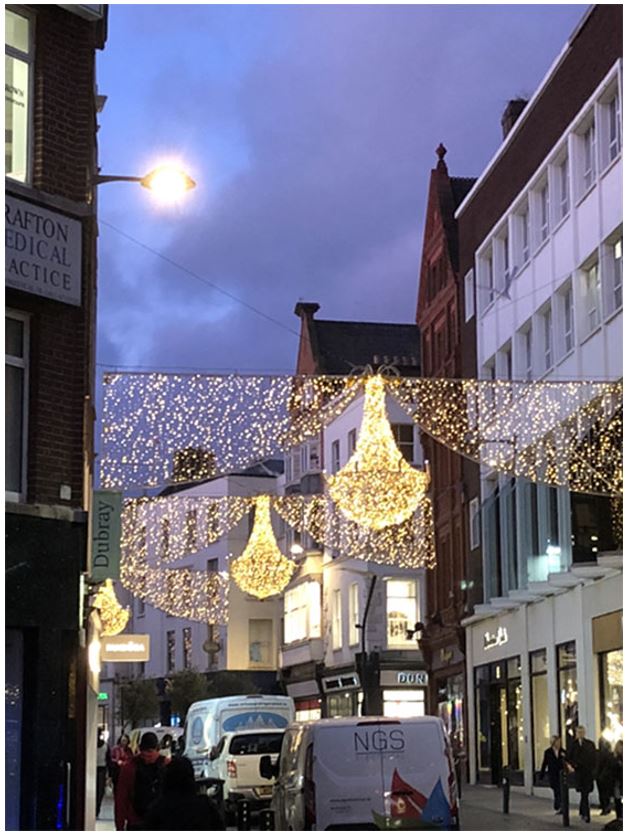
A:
92,579,130,636
230,496,295,599
325,376,430,530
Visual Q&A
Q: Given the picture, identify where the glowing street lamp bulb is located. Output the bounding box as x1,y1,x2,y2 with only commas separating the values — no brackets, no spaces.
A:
141,165,196,202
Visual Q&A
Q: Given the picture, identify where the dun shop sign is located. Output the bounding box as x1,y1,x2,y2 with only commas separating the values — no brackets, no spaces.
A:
5,195,82,306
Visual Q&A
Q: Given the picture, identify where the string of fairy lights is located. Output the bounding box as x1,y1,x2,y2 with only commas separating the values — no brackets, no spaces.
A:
102,371,621,619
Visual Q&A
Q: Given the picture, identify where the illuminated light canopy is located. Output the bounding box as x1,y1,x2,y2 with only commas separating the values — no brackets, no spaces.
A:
101,372,621,497
140,164,196,202
92,579,130,636
325,375,429,530
230,496,295,599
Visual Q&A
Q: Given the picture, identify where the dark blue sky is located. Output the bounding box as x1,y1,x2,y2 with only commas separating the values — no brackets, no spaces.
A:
95,4,587,376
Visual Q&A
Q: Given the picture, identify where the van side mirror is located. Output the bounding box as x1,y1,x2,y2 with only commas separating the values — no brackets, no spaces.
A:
259,755,278,780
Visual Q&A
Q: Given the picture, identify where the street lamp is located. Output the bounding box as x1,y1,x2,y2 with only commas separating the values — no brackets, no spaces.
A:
93,164,196,203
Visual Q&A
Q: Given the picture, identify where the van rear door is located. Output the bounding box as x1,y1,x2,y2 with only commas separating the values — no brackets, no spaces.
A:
227,731,283,800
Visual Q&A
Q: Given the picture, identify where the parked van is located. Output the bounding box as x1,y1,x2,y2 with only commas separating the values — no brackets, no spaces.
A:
207,728,283,815
261,716,460,830
184,694,294,781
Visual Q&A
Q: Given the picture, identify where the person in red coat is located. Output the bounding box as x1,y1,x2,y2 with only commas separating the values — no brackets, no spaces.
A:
114,732,168,831
110,734,133,790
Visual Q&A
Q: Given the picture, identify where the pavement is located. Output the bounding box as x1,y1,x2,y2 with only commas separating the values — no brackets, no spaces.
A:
94,782,621,831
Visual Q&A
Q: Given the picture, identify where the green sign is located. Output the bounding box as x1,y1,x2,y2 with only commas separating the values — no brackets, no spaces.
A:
98,692,109,701
91,490,122,582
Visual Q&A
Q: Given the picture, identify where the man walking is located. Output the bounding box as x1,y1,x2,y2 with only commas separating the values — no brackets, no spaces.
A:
114,732,167,830
567,726,597,823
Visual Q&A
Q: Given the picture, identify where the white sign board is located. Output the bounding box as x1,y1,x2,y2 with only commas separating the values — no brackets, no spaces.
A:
5,195,82,306
101,634,150,663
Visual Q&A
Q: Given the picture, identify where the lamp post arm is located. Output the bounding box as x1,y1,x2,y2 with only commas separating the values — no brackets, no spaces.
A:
93,174,144,186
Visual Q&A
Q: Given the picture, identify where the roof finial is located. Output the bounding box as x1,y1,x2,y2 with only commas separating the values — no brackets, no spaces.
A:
436,142,447,161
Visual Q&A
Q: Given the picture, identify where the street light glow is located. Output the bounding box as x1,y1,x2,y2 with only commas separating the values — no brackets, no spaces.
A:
140,164,196,203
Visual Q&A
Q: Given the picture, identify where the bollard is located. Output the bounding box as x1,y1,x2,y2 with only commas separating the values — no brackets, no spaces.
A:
259,808,275,830
237,799,251,831
501,766,511,815
560,769,570,827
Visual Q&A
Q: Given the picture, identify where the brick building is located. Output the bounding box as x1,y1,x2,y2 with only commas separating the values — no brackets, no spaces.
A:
5,5,107,829
414,145,478,753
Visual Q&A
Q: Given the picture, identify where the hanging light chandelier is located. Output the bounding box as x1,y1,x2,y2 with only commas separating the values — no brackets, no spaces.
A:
326,375,430,530
230,495,295,599
92,578,130,636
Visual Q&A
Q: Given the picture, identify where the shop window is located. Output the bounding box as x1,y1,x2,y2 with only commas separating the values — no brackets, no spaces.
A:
383,689,425,719
506,658,525,771
530,649,550,777
349,582,360,646
474,666,491,772
557,641,579,747
249,619,273,667
6,311,29,500
327,692,354,718
5,9,32,182
166,630,176,672
391,423,414,463
183,627,192,670
332,589,342,649
295,699,321,722
599,648,623,743
386,579,418,647
284,581,321,644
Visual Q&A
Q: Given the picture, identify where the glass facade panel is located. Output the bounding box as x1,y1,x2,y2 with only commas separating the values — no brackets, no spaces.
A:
531,650,550,772
557,641,578,747
600,648,623,743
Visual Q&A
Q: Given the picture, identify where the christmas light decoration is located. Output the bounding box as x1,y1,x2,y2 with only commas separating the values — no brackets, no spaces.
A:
230,496,295,599
325,375,430,529
92,579,130,636
101,372,621,497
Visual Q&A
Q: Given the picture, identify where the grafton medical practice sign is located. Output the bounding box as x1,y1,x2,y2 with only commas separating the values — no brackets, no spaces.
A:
5,195,82,306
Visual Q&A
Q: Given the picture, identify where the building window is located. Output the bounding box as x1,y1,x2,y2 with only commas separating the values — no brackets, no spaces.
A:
184,510,197,553
541,308,553,371
136,596,145,619
386,579,417,647
332,589,342,649
159,518,170,561
5,9,32,182
469,497,480,550
496,231,510,292
331,440,340,474
383,689,425,719
601,89,621,167
557,641,578,746
183,627,192,669
206,503,219,541
307,441,320,471
166,630,176,672
480,250,494,309
560,285,574,355
536,180,550,246
284,581,321,644
603,236,623,315
516,205,530,266
584,261,602,333
347,429,357,456
249,619,273,667
556,155,570,222
391,423,414,463
582,121,596,193
349,582,360,646
464,270,474,321
530,649,549,779
518,321,533,380
206,623,219,667
6,312,29,499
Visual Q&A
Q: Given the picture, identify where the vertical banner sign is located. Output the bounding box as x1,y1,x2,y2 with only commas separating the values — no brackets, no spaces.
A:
91,490,122,582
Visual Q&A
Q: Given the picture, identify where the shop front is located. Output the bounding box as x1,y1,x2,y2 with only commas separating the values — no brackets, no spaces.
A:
465,566,623,795
379,668,428,718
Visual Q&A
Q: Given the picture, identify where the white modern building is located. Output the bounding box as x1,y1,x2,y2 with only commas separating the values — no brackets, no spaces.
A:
456,5,622,793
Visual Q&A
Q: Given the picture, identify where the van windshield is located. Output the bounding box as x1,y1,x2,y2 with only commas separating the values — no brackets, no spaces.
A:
228,732,284,756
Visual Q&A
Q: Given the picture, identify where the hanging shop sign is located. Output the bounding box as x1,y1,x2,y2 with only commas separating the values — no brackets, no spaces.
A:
5,195,82,306
91,490,122,582
483,626,509,651
101,634,150,662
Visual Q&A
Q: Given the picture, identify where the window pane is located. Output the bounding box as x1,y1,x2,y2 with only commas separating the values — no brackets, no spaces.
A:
531,671,550,769
6,11,29,53
6,317,24,358
530,649,547,675
5,54,29,181
600,649,623,740
6,364,24,493
249,619,273,665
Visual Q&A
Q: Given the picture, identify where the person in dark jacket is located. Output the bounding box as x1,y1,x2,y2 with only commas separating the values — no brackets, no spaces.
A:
143,756,225,831
611,740,623,820
596,738,615,815
539,735,566,813
566,726,597,823
114,731,168,830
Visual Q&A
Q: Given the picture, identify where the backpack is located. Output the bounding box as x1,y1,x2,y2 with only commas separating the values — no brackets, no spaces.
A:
133,755,166,818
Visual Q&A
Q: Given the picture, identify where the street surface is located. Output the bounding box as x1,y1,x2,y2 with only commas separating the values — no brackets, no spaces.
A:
96,783,620,831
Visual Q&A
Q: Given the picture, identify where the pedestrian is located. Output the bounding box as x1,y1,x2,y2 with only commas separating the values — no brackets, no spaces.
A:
96,727,110,818
539,734,566,813
566,725,597,823
143,756,226,831
159,733,174,758
611,740,622,820
596,738,615,815
114,731,167,831
110,734,133,790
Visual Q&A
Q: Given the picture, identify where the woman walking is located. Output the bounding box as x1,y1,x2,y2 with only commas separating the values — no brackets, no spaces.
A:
539,735,566,813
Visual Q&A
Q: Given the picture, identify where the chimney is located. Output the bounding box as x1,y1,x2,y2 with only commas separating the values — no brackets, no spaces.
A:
501,98,528,139
294,301,320,320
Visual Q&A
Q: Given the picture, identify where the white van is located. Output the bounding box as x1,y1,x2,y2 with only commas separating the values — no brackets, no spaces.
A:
261,716,460,831
184,694,294,781
208,728,283,813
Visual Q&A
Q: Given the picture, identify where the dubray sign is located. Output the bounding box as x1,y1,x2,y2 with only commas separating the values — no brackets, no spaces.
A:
5,195,82,306
91,490,122,582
